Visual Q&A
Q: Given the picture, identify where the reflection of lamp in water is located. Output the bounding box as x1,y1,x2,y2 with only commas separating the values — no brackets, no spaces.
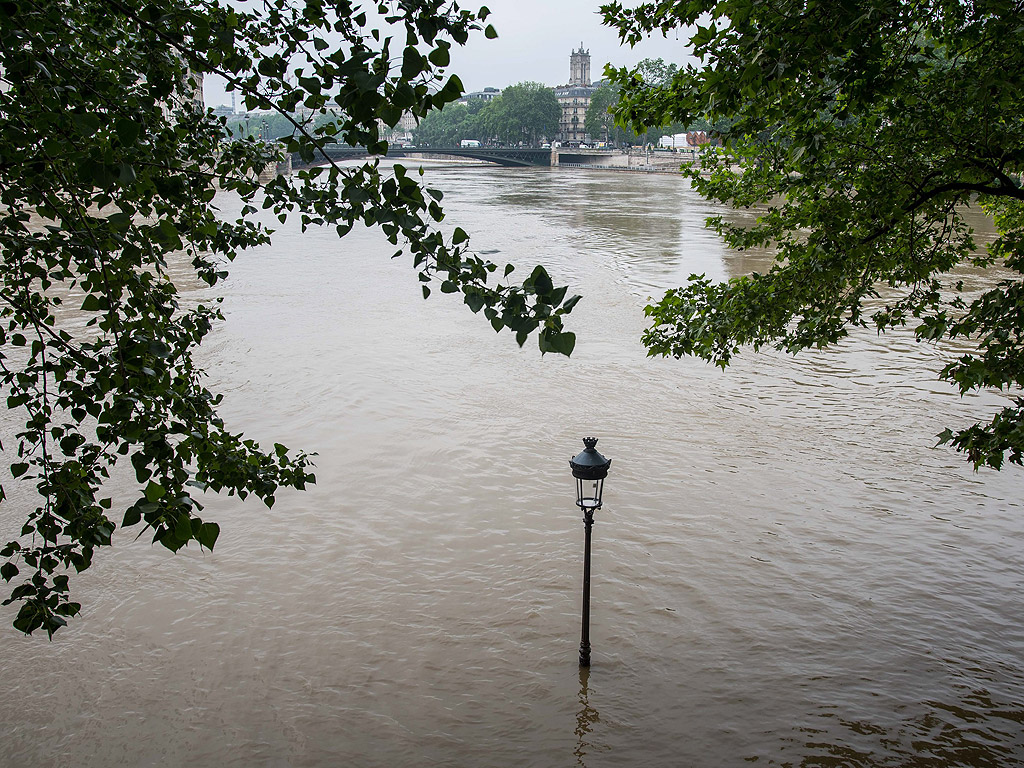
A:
573,668,600,767
569,437,611,667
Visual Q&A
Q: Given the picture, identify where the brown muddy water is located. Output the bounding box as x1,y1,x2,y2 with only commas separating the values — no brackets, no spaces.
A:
2,165,1023,767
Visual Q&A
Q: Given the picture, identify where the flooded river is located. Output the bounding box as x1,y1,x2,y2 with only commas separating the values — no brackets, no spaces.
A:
3,165,1024,766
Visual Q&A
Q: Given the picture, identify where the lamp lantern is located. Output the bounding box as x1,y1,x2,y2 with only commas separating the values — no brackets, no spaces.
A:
570,437,611,511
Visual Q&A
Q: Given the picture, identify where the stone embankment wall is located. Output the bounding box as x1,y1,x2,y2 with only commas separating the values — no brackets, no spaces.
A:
555,148,700,173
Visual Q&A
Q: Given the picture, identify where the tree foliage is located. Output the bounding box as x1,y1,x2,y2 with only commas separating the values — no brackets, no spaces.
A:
484,81,560,145
584,84,619,143
586,74,685,146
0,0,581,636
413,100,480,144
412,81,559,146
603,0,1024,469
223,111,324,140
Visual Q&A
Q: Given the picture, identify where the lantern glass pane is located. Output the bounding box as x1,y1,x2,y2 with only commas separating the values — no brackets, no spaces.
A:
576,476,604,510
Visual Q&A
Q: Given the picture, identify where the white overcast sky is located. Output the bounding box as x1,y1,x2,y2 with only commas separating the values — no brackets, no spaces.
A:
203,0,694,107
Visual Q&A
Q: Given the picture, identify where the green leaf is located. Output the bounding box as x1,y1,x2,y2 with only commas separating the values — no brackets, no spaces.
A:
402,46,424,80
144,482,166,502
122,506,141,527
196,522,219,550
428,45,450,67
435,74,465,105
115,118,141,145
526,265,553,295
81,294,104,311
546,331,576,357
71,112,101,137
172,515,192,543
464,292,485,313
561,295,582,313
118,163,136,184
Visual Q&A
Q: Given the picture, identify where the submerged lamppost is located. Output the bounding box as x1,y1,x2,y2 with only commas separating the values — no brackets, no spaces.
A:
569,437,611,667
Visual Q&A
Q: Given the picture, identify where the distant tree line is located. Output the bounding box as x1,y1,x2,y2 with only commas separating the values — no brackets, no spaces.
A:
412,81,560,146
223,82,562,149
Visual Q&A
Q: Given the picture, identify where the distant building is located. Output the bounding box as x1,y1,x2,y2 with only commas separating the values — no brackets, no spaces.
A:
568,46,591,87
379,111,418,144
459,87,502,104
554,45,597,143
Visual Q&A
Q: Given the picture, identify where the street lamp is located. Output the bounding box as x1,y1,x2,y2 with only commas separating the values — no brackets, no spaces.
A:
569,437,611,667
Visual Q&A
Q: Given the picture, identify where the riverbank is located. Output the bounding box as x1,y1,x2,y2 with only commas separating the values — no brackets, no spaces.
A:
557,161,685,174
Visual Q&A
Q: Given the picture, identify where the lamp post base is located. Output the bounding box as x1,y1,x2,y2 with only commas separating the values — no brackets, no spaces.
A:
579,642,591,667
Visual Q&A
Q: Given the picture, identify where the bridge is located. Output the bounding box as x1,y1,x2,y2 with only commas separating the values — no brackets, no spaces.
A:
293,144,556,168
284,144,687,174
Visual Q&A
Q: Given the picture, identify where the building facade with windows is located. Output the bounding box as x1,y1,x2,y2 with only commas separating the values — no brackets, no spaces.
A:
554,45,597,144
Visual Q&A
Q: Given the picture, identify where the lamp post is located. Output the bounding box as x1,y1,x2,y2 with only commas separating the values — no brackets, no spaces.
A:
569,437,611,667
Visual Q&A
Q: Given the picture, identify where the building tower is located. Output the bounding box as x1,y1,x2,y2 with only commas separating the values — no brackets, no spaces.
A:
569,44,591,87
556,45,597,143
